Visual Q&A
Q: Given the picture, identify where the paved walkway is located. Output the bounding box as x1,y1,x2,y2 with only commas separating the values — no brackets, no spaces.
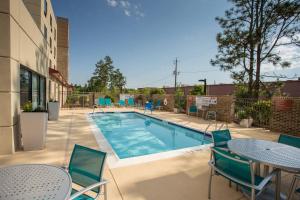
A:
0,108,298,200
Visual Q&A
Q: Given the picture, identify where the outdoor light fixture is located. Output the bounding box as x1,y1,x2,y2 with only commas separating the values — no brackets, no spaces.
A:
198,78,207,95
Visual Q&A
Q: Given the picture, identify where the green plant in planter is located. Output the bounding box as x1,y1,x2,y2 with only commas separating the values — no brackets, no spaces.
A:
22,101,47,112
49,98,58,102
22,101,33,112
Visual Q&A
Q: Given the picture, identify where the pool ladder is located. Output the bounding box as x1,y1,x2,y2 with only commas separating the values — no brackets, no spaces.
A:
203,111,228,140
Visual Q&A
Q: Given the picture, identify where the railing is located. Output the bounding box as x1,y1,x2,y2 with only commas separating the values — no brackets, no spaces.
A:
234,98,271,128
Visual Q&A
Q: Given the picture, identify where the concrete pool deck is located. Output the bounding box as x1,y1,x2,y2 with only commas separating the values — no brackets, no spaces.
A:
0,108,298,200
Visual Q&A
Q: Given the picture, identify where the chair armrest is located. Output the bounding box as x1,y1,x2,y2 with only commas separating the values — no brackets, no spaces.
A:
69,179,109,200
256,168,279,190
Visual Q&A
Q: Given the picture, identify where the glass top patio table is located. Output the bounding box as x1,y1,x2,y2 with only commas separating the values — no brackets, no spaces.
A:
0,164,72,200
228,138,300,200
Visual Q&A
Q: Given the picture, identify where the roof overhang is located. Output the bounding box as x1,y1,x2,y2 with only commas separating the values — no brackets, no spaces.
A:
49,68,72,88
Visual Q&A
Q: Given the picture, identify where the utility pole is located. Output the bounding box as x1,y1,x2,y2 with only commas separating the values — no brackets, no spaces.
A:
173,58,179,92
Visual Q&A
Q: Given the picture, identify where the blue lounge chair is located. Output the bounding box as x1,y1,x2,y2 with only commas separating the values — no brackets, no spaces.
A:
208,147,277,200
98,98,105,107
68,144,108,200
118,100,125,107
105,98,112,107
128,98,135,107
144,102,153,114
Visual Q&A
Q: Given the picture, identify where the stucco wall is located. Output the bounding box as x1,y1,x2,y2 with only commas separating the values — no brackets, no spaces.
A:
0,0,57,154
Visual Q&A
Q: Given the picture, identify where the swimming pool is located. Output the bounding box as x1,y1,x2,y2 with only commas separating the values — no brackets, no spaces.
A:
91,112,212,159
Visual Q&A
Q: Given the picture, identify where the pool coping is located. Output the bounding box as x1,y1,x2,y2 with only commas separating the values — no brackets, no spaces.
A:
87,111,213,168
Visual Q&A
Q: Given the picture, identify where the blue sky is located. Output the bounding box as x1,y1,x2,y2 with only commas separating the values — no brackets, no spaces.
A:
52,0,300,88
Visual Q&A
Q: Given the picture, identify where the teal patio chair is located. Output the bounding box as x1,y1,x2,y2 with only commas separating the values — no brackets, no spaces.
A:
104,98,112,107
98,98,105,107
211,129,232,149
188,105,198,116
128,98,135,107
278,134,300,149
68,144,108,200
287,174,300,200
208,147,277,200
278,134,300,200
118,99,125,107
154,100,162,110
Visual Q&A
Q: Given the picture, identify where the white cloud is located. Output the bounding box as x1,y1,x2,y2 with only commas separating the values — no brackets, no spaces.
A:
124,9,131,16
106,0,118,7
105,0,144,18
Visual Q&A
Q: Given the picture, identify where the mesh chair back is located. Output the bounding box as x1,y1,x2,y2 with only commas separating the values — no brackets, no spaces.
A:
278,134,300,148
156,100,161,106
211,129,232,148
119,100,125,106
189,105,197,113
68,145,106,193
105,98,111,106
212,147,253,184
98,98,105,106
128,98,134,106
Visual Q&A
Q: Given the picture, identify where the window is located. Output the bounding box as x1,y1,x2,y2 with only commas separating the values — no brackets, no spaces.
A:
54,47,56,59
44,0,47,16
49,59,52,68
50,15,52,32
44,25,47,39
50,38,52,53
20,66,46,110
54,28,56,40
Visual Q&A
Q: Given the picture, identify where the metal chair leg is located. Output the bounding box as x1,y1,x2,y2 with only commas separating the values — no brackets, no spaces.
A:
208,168,213,199
287,175,299,200
104,183,107,200
251,188,255,200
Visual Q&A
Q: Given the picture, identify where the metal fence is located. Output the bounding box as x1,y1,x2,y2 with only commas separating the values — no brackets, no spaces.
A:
234,98,271,128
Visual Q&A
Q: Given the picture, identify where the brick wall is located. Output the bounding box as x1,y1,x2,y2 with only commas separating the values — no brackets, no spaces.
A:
270,97,300,136
186,95,234,122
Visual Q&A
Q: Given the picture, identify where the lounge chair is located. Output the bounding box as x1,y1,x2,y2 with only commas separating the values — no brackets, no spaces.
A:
144,102,153,114
104,98,112,107
68,144,108,200
128,98,135,107
118,99,125,107
98,98,105,107
188,105,198,116
208,147,277,200
154,100,162,110
211,129,232,149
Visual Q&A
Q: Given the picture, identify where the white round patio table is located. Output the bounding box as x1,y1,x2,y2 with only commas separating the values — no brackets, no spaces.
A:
228,138,300,200
0,164,72,200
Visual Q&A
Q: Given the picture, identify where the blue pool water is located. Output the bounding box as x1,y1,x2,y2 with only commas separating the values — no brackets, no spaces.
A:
91,112,211,159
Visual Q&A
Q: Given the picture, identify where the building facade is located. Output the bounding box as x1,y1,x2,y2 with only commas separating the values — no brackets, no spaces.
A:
0,0,69,154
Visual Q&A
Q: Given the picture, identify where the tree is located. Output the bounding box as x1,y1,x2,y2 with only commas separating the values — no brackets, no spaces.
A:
211,0,300,98
190,85,205,95
110,69,126,93
87,56,126,93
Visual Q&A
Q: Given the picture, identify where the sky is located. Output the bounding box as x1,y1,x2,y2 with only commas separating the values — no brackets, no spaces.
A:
52,0,300,88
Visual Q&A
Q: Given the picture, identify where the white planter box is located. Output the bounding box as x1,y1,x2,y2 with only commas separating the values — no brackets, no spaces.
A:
48,102,60,121
240,118,253,128
20,112,48,151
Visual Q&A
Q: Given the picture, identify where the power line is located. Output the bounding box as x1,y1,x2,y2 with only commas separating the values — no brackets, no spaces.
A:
180,69,218,74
